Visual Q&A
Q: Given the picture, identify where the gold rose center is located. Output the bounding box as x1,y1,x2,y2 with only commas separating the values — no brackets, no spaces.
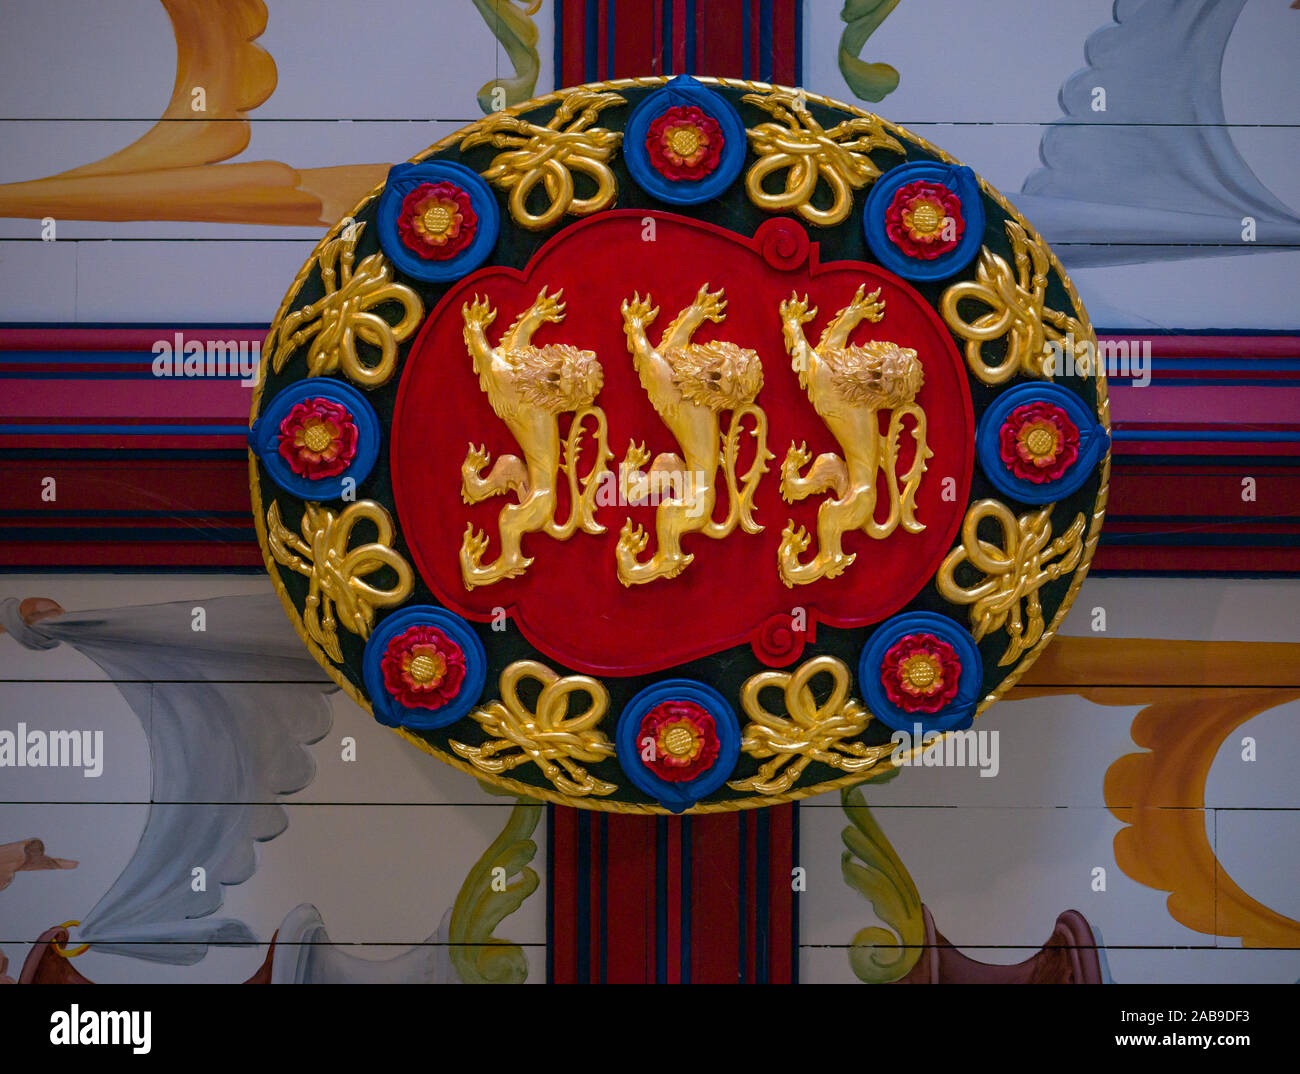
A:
301,422,335,454
662,724,697,757
902,654,937,690
421,204,452,236
908,201,943,235
1026,427,1056,458
668,126,701,159
408,652,445,685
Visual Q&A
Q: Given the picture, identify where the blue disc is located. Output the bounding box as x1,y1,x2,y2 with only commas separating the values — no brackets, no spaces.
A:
615,679,741,812
859,612,984,734
976,381,1110,505
376,161,500,282
863,161,985,281
362,605,487,730
623,75,747,206
249,378,381,500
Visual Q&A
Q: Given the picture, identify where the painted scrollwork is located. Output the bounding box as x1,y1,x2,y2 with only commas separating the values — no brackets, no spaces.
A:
937,499,1086,666
267,222,423,387
729,656,894,795
450,660,617,797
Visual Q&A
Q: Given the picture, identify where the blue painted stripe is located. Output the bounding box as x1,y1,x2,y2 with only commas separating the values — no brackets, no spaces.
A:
685,0,696,73
552,0,564,93
0,424,247,435
585,0,599,83
756,807,770,983
1099,533,1300,547
681,815,692,984
575,811,591,983
606,0,616,79
655,815,668,983
663,0,673,76
759,0,773,81
1113,430,1300,442
741,0,750,80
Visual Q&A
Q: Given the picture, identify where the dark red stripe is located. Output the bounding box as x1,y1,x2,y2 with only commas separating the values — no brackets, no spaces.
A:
561,0,589,88
549,806,578,983
664,818,683,982
689,814,740,982
699,0,744,76
612,0,654,77
770,0,796,84
766,804,794,982
603,814,654,982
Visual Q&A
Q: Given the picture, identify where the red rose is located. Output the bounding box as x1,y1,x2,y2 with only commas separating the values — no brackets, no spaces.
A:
637,700,720,783
277,398,359,479
998,401,1080,483
646,105,725,181
380,625,467,710
396,182,477,260
884,180,965,260
881,633,961,713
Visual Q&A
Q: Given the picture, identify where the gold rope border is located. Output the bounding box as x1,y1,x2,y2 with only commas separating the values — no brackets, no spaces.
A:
249,77,1111,814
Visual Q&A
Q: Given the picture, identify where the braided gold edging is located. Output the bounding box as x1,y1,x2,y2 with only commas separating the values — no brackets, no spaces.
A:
249,77,1110,813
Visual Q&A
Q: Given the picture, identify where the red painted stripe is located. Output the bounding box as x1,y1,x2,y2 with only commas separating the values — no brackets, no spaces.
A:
613,0,654,77
665,818,682,983
603,814,653,983
0,461,252,512
653,1,664,76
1097,335,1300,359
0,328,265,351
690,814,740,982
766,804,794,982
1107,471,1300,517
589,816,603,981
1109,385,1300,425
744,811,758,981
0,542,263,567
0,379,251,420
1093,546,1300,572
673,0,688,72
771,0,796,84
549,807,578,984
699,0,744,76
596,0,609,80
561,0,588,87
1112,441,1300,456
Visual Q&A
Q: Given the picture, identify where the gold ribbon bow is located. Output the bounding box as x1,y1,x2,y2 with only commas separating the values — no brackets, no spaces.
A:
451,660,617,797
268,222,423,387
938,500,1086,666
265,499,414,663
729,655,893,795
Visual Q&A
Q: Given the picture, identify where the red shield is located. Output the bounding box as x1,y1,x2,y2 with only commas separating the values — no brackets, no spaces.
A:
391,211,973,675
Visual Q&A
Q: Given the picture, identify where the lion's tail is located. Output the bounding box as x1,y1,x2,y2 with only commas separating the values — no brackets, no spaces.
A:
865,403,931,540
546,406,611,540
705,404,773,539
